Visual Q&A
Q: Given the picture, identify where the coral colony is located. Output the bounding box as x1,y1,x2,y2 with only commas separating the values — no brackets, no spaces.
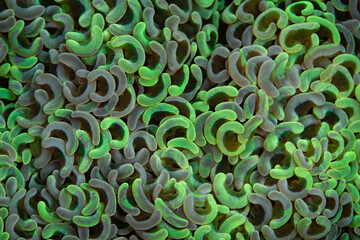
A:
0,0,360,239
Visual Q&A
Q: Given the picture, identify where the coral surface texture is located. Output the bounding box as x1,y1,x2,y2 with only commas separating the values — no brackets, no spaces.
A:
0,0,360,239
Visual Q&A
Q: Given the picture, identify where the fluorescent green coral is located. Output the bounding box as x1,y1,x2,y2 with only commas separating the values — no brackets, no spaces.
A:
0,0,360,239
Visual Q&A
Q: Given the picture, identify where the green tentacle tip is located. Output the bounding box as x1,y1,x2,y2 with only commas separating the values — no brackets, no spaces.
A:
66,25,103,57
